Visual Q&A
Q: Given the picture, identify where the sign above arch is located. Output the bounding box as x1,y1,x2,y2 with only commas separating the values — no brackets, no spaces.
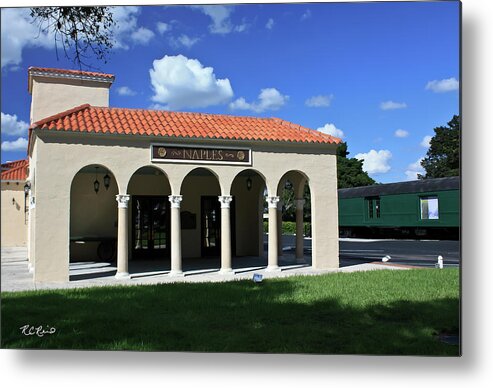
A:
151,144,251,166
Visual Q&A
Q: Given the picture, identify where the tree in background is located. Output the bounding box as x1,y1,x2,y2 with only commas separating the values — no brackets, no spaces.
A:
280,141,375,221
419,115,460,179
281,182,311,222
336,142,376,189
30,7,115,68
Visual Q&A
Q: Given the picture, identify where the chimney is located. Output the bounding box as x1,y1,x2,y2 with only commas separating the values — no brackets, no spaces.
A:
28,67,115,125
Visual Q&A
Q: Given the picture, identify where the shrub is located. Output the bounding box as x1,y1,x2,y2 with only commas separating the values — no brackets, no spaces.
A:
263,221,311,236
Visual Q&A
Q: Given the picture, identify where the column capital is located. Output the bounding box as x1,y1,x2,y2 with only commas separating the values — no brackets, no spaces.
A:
267,196,280,208
218,195,233,208
168,195,183,208
116,194,130,208
295,199,306,209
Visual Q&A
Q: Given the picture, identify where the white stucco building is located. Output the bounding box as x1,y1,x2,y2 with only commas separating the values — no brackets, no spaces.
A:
15,67,341,283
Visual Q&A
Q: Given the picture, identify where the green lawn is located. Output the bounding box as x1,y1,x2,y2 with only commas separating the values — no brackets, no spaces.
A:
0,269,460,355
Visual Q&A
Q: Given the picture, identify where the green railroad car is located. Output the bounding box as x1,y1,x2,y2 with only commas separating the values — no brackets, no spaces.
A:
338,176,460,240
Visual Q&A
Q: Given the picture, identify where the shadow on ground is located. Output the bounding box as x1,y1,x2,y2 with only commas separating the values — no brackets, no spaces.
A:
1,272,460,356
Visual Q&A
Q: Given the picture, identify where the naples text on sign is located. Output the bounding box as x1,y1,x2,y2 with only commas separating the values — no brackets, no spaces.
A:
151,144,251,165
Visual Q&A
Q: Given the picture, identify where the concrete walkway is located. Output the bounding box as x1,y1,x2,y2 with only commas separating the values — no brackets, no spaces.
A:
1,246,407,292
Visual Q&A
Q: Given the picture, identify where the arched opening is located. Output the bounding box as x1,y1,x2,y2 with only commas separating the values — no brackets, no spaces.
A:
127,166,171,263
69,164,119,268
180,168,222,261
231,169,267,265
276,170,312,265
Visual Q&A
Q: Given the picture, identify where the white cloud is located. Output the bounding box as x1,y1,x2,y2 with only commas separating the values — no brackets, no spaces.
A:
421,135,433,148
305,94,333,108
229,88,289,113
130,27,155,45
228,98,250,111
0,6,153,68
169,34,200,49
316,123,344,139
301,10,312,21
1,8,53,69
192,5,234,34
156,22,171,34
266,18,275,30
380,100,407,110
148,103,168,110
355,149,392,174
150,54,234,110
234,22,249,33
1,137,28,152
405,158,425,180
394,129,409,138
191,5,248,34
425,77,459,93
116,86,137,96
1,113,29,136
111,6,157,49
110,6,140,49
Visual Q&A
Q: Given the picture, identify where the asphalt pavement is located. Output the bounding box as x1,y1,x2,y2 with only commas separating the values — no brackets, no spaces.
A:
278,235,460,268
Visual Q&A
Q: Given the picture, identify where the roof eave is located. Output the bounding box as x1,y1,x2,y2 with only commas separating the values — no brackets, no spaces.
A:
28,68,114,93
33,127,340,148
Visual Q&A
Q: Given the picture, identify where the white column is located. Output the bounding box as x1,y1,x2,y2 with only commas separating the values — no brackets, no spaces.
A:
27,189,34,273
267,196,281,272
169,195,184,277
277,200,283,258
115,194,130,279
295,199,306,264
218,195,234,275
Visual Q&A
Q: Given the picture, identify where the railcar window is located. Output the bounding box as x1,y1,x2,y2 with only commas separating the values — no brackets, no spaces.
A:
420,196,439,220
366,196,380,219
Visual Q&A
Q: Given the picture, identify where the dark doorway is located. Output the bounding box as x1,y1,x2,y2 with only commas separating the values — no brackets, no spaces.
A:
201,196,221,257
200,196,236,258
132,196,170,259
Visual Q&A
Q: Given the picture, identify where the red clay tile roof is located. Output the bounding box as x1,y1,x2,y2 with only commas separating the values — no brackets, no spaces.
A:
28,67,115,80
30,104,341,145
1,159,28,181
28,67,114,93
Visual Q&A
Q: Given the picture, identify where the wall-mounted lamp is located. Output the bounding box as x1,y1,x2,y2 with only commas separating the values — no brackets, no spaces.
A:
94,166,100,194
23,181,31,215
246,176,252,191
23,181,31,196
103,173,111,190
12,198,16,205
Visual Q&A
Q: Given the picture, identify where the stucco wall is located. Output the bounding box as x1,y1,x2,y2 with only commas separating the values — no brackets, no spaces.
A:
231,174,264,257
70,171,119,261
1,182,28,247
30,77,110,124
31,131,339,282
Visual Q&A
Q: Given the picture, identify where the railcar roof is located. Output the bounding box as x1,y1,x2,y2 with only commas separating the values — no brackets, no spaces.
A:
338,176,460,199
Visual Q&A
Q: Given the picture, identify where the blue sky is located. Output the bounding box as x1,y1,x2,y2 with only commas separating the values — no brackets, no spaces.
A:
1,2,459,183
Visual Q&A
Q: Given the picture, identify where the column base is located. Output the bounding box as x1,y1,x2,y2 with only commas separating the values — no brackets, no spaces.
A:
218,268,235,275
115,272,130,279
169,270,185,277
266,265,281,272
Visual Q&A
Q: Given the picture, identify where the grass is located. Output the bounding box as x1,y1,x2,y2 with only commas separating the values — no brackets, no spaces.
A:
0,268,460,355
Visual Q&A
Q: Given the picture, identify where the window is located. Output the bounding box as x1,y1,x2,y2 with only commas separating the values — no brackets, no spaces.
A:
420,196,439,220
366,196,380,219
